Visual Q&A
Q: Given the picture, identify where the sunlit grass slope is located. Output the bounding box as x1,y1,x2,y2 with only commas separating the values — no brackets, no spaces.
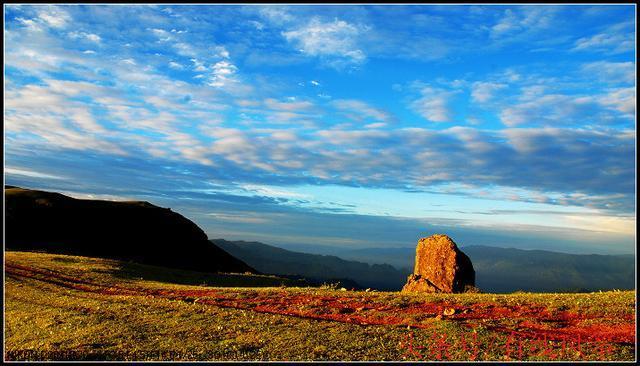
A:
5,251,635,361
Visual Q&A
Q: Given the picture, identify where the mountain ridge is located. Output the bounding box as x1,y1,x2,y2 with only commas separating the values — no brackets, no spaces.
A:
215,239,635,293
212,238,405,290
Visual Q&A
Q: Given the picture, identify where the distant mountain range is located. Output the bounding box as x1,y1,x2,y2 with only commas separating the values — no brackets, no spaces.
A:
465,246,635,293
212,239,405,290
6,186,635,293
214,240,635,293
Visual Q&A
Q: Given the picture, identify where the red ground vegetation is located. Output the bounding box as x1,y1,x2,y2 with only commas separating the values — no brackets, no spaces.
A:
6,262,635,346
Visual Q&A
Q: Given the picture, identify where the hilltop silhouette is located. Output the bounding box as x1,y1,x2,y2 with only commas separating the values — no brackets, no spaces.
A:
5,186,255,274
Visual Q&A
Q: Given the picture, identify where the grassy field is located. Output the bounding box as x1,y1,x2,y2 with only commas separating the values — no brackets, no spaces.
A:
5,251,636,361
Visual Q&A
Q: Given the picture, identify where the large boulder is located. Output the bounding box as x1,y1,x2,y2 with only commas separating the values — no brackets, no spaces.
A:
401,234,475,293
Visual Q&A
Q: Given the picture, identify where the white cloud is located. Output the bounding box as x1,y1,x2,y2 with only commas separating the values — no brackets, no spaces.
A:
411,87,456,123
168,61,183,69
37,6,71,29
491,7,556,39
471,82,507,103
5,167,66,180
69,31,101,43
572,21,634,54
574,33,633,54
271,130,298,141
207,212,270,224
120,58,136,65
500,94,592,127
190,58,207,71
332,99,390,122
491,9,519,36
236,99,261,107
259,7,294,25
364,122,387,129
282,17,367,67
16,17,43,31
150,28,170,38
86,33,101,42
561,212,635,235
208,60,238,88
5,83,124,155
214,46,230,59
265,98,314,112
174,42,196,57
241,184,310,199
500,87,635,127
151,28,167,35
581,61,635,85
598,87,635,116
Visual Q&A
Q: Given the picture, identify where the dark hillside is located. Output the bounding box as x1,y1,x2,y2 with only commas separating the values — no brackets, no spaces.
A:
5,186,255,274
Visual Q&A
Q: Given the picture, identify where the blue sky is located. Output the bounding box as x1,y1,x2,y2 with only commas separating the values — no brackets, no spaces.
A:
4,5,636,255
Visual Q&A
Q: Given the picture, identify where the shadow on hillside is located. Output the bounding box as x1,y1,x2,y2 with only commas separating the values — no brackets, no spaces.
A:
95,258,311,288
